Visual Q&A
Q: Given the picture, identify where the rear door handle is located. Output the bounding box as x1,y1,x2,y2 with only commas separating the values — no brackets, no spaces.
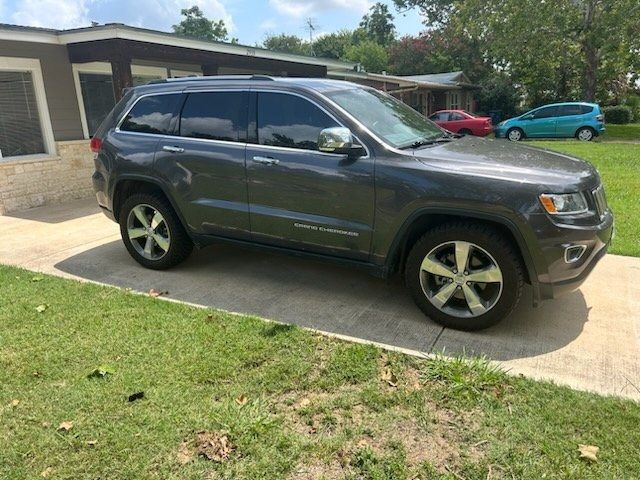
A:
162,145,184,153
252,156,280,165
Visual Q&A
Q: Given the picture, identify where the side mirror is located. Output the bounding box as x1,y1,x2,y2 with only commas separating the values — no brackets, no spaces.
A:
318,127,365,157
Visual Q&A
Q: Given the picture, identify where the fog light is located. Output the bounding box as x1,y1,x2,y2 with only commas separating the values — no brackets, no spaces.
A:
564,245,587,263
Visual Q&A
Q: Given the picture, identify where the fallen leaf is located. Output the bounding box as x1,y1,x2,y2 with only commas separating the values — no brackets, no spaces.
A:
40,467,53,478
128,391,145,402
58,421,73,432
36,304,48,313
86,440,97,447
380,367,398,387
10,399,20,407
235,394,248,405
42,422,51,428
33,371,41,377
148,288,168,298
195,431,234,462
87,365,115,379
31,275,44,282
578,444,599,462
299,398,311,408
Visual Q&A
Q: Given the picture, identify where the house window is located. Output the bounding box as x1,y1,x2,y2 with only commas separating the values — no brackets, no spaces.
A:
448,92,460,110
465,94,473,113
78,73,116,138
0,57,55,160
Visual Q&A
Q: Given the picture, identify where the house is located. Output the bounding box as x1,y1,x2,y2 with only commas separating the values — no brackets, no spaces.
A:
0,23,356,214
328,70,479,116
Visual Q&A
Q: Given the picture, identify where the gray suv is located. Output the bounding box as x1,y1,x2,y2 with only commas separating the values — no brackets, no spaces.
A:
91,76,613,330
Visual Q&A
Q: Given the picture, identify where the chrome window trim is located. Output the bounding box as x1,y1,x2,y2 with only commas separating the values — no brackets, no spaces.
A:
114,87,372,159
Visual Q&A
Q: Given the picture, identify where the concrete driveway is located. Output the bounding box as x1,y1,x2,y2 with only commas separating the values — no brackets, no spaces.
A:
2,198,639,400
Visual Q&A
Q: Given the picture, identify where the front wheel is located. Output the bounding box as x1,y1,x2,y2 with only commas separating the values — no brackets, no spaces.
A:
576,126,595,141
405,223,524,331
119,193,193,270
506,128,524,141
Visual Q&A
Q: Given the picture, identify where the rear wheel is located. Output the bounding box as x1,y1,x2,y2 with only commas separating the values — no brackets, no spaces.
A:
405,222,524,331
119,193,193,270
576,126,595,141
507,128,524,141
459,128,472,136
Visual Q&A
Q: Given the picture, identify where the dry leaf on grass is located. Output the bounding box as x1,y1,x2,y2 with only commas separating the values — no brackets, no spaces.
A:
196,431,234,462
148,288,168,298
86,440,97,447
235,394,248,405
57,421,73,432
299,398,311,408
10,399,20,407
380,367,398,387
578,444,599,462
40,467,53,478
36,304,48,313
177,441,194,465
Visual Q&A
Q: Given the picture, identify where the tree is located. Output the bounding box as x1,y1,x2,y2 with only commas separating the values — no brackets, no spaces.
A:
172,6,233,42
344,40,389,73
475,74,520,117
263,34,309,55
359,2,396,46
312,30,354,59
393,0,640,103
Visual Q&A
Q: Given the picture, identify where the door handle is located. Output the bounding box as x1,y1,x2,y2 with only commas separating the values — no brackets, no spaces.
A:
162,145,184,153
252,156,280,165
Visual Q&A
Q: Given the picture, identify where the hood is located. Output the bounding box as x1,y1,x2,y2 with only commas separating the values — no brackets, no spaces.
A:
411,136,599,192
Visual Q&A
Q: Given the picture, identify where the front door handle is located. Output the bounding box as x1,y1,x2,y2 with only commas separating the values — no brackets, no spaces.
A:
162,145,184,153
252,156,280,165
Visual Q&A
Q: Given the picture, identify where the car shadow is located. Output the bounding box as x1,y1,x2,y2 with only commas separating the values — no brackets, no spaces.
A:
53,240,589,362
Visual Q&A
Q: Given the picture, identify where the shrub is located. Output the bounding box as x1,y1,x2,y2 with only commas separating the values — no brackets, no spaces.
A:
603,105,632,124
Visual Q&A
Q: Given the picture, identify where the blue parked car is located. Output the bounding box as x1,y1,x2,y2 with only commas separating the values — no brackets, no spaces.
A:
494,102,605,141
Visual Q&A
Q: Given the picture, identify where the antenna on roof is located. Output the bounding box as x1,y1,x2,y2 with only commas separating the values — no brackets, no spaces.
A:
304,17,318,56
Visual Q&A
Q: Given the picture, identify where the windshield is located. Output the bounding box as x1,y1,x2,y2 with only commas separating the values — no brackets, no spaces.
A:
325,87,444,149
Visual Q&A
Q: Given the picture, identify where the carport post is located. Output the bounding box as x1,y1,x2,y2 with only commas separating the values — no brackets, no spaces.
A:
110,55,133,101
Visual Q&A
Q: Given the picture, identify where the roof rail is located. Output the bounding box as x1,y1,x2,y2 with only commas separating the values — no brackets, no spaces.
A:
150,74,276,84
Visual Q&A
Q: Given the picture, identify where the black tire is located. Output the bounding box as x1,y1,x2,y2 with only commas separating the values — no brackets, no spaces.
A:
506,127,524,141
459,128,472,136
576,126,595,141
405,222,524,331
119,193,193,270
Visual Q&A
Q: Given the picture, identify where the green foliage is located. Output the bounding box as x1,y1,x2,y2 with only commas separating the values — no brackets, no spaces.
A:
621,94,640,122
603,105,633,124
262,33,309,55
321,343,379,387
358,2,396,46
344,40,389,73
349,445,407,480
476,73,520,117
172,5,232,42
312,30,354,59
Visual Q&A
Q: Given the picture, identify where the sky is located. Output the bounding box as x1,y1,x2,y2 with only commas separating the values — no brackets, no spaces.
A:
0,0,425,47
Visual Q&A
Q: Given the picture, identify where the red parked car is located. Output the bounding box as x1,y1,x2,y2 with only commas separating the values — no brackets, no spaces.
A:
428,110,493,137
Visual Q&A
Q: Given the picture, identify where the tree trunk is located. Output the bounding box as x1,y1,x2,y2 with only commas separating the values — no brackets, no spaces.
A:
582,42,598,102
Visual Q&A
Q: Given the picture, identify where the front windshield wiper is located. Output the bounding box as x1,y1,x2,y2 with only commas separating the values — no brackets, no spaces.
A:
400,135,454,150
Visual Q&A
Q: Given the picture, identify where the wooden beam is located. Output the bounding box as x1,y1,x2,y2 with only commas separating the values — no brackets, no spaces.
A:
110,55,132,101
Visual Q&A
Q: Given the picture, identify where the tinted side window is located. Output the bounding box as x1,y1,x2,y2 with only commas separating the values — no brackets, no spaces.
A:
120,94,181,134
258,92,339,150
450,112,465,120
430,112,449,121
532,106,559,119
581,105,594,114
560,105,583,117
180,91,246,142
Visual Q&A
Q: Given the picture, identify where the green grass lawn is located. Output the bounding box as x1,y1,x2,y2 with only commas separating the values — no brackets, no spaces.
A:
2,265,640,479
601,123,640,142
531,141,640,257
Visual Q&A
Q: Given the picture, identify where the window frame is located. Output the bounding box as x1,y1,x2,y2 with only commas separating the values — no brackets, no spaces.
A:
118,92,183,136
73,62,168,139
0,56,56,161
250,89,369,158
531,106,560,119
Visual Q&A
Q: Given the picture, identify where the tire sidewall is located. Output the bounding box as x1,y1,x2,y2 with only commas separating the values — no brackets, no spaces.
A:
405,224,522,331
119,193,189,270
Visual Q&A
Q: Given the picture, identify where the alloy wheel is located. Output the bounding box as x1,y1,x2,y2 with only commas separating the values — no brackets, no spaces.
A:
507,129,522,141
577,128,593,141
126,204,171,260
419,241,503,318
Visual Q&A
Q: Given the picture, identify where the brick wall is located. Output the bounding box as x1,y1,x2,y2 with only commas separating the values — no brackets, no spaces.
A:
0,140,93,215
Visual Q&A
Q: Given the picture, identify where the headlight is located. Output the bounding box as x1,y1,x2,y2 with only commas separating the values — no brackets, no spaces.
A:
539,193,589,215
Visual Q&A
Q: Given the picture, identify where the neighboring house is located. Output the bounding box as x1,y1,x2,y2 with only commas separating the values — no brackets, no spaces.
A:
329,70,479,116
0,23,355,214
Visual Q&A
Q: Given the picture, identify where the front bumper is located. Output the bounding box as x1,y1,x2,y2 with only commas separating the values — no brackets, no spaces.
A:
536,212,614,300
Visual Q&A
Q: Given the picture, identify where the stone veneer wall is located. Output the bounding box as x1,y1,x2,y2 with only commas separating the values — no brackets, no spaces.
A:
0,140,93,215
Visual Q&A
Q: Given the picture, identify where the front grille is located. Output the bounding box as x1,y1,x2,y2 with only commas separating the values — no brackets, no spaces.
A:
592,185,608,218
